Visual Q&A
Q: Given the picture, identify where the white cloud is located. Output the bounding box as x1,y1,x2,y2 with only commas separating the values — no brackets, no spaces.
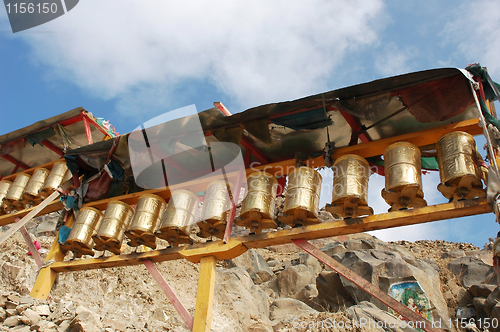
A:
373,43,418,77
444,0,500,78
14,0,385,117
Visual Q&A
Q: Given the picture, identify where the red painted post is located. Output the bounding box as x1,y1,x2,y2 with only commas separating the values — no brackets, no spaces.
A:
143,260,194,330
292,239,442,332
82,116,93,145
16,218,43,268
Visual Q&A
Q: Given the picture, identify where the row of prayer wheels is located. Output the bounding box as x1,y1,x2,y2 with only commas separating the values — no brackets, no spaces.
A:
0,162,70,215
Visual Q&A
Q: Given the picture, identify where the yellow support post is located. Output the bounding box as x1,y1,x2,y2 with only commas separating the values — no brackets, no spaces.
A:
193,256,217,332
30,212,74,299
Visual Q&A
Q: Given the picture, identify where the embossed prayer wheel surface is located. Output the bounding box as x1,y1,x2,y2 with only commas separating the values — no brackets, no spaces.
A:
41,162,70,196
384,142,422,192
283,167,322,218
201,180,231,223
126,194,166,248
0,180,12,214
156,190,199,245
332,154,370,205
65,207,104,257
240,171,278,220
437,131,482,185
93,201,134,254
23,168,50,201
5,173,31,208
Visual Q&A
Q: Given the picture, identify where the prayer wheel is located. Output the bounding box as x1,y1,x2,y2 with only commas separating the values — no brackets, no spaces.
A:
235,171,278,233
326,154,373,218
436,131,486,200
278,166,322,227
22,168,50,206
63,207,103,258
40,162,71,198
0,180,12,215
198,180,231,238
126,194,166,249
93,201,135,255
4,173,31,211
156,190,199,246
381,142,427,211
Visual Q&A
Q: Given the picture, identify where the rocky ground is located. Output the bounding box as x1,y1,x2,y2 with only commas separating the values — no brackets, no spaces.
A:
0,213,499,332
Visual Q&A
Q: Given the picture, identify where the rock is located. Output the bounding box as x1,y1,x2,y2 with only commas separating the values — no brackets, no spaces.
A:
75,306,101,323
336,249,451,330
473,297,487,317
35,304,51,316
298,253,322,275
317,210,335,223
294,284,318,304
16,304,30,314
5,301,18,309
347,301,419,332
7,294,20,304
441,250,466,259
19,296,33,306
247,322,273,332
315,272,354,310
0,295,7,308
215,267,270,327
57,319,71,332
229,250,274,284
6,308,17,317
269,298,318,321
469,284,497,298
36,220,58,235
102,317,127,331
344,239,374,250
448,256,493,288
20,308,40,325
70,311,103,332
490,302,500,332
0,307,5,322
485,287,500,315
3,315,20,327
30,320,58,331
277,264,315,298
266,259,280,267
320,242,347,256
422,259,439,272
10,326,30,332
1,262,22,280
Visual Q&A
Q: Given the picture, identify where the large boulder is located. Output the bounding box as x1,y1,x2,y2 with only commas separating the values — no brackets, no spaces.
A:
448,256,493,288
269,298,318,322
228,250,274,284
328,249,451,330
315,271,354,310
347,301,420,332
276,264,315,298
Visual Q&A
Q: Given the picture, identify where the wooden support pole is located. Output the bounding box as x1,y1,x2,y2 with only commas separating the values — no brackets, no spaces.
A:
143,260,194,330
18,222,43,269
292,239,442,332
30,211,73,299
193,256,217,332
223,165,246,243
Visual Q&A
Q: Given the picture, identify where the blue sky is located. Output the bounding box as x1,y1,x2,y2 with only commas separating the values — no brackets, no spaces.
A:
1,0,500,246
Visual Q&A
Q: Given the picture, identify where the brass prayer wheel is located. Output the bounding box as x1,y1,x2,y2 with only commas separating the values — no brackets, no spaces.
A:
382,142,427,210
41,162,70,198
236,171,278,233
156,190,199,246
126,194,166,249
63,207,104,258
436,131,485,200
326,154,373,218
4,173,31,210
22,168,50,206
0,180,12,215
278,166,322,227
93,201,135,255
198,180,231,238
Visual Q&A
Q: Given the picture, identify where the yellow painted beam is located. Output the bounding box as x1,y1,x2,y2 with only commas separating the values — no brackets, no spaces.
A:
46,198,490,273
30,212,75,299
193,256,217,332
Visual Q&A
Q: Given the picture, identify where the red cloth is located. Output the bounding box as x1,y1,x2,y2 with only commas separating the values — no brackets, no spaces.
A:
27,241,41,256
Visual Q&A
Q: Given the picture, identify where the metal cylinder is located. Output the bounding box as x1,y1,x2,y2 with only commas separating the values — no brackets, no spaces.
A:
240,172,278,220
5,173,31,203
332,154,370,205
437,131,482,184
41,162,70,196
201,180,231,223
65,207,104,255
23,168,50,199
384,142,422,192
126,194,166,248
283,166,322,218
0,180,12,214
93,201,134,253
158,190,200,237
